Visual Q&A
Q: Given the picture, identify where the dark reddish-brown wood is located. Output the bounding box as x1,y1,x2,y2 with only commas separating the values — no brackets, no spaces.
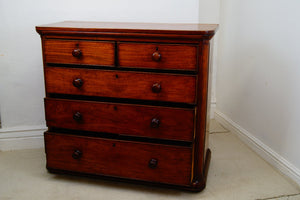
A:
152,51,161,62
192,40,211,187
45,132,192,186
72,49,82,58
151,82,161,93
72,78,83,88
45,67,196,104
45,98,195,141
36,21,218,192
44,39,115,66
36,21,218,40
118,43,197,71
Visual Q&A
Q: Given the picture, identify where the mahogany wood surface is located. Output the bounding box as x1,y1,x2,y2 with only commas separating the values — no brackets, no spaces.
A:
36,21,218,40
36,21,218,191
193,40,211,183
44,39,115,66
45,67,196,104
45,132,192,186
45,98,195,141
118,42,197,71
43,35,203,45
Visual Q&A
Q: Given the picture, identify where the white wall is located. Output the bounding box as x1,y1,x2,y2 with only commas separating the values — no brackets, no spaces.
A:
216,0,300,183
0,0,220,149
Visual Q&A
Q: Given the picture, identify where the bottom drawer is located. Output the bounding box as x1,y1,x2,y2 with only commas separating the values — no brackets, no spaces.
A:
45,132,193,186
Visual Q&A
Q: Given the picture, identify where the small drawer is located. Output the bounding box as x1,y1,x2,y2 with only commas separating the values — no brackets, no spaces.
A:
44,40,115,66
118,42,197,71
45,67,196,104
45,98,195,141
45,132,193,186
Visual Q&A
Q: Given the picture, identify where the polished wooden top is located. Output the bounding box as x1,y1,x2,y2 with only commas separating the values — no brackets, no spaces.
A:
36,21,218,38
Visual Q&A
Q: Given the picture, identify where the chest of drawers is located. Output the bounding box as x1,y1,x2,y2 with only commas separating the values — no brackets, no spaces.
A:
36,21,218,192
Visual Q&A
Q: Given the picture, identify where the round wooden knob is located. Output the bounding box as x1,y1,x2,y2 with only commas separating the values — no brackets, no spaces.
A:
152,51,161,62
151,118,160,128
73,78,83,88
73,112,82,121
152,83,161,93
72,49,82,58
72,150,82,160
148,158,158,169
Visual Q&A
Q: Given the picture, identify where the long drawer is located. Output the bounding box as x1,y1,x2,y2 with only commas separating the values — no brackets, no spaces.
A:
45,67,196,104
45,98,195,141
118,42,197,71
45,132,193,186
44,40,115,66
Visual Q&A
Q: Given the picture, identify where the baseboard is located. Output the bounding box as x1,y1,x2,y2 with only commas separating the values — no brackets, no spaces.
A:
0,125,46,151
214,110,300,186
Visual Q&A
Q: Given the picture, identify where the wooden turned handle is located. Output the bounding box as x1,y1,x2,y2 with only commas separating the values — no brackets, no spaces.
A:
151,118,160,128
72,150,82,160
152,51,161,62
72,49,82,58
148,158,158,169
73,78,83,88
152,83,161,93
73,112,82,121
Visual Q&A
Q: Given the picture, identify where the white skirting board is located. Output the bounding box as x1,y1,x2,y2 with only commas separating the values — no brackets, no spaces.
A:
0,125,46,151
214,109,300,186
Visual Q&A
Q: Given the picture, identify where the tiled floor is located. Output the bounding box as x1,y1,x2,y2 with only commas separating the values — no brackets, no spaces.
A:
0,120,299,200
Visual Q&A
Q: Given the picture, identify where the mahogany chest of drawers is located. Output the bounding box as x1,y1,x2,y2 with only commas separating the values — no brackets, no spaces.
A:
36,21,218,191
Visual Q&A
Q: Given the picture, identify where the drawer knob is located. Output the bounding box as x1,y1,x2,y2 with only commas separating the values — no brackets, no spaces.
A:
151,118,160,128
72,49,82,58
148,158,158,169
72,150,82,160
73,112,82,121
152,83,161,93
73,78,83,88
152,51,161,62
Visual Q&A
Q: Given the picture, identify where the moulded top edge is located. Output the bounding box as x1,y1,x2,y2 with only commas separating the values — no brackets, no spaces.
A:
36,21,218,37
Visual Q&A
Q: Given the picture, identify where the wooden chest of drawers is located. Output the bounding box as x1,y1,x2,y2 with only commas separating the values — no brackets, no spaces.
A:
36,21,218,191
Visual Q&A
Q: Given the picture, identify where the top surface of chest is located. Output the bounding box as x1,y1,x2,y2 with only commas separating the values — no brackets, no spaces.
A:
36,21,218,40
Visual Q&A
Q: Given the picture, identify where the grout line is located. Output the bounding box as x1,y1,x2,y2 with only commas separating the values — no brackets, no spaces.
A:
256,193,300,200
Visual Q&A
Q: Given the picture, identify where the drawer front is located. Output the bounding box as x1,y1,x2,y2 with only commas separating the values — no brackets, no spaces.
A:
45,67,196,104
45,98,195,141
44,40,115,66
45,132,192,185
118,43,197,71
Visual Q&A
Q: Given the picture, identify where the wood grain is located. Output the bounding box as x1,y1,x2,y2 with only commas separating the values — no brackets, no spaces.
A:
45,67,197,104
44,39,115,66
192,40,211,185
118,42,197,71
36,21,218,191
45,132,193,185
36,21,218,40
45,98,195,141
